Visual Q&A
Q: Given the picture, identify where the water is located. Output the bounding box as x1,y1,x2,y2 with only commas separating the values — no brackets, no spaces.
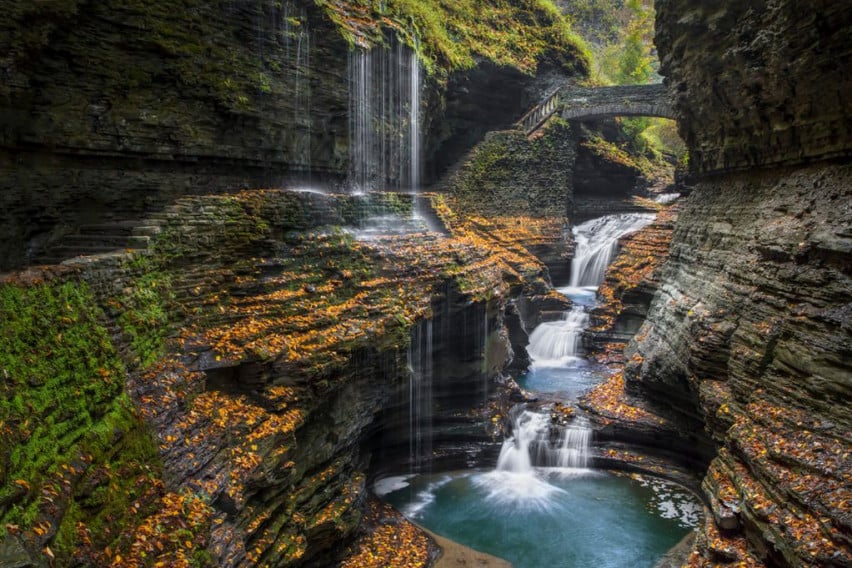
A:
348,43,422,193
496,409,591,472
522,213,656,394
380,470,699,568
520,285,605,396
526,307,589,367
282,2,312,180
348,213,433,241
569,213,656,287
654,193,680,204
378,212,694,565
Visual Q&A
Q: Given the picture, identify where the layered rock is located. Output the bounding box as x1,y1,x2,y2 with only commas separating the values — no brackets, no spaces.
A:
624,164,851,566
617,2,852,564
0,0,588,271
655,0,852,175
0,189,554,567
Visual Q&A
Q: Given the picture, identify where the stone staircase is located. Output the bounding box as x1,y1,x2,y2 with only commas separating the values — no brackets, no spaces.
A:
35,220,161,265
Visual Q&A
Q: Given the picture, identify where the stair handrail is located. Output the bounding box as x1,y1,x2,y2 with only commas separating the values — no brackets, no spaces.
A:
516,87,562,135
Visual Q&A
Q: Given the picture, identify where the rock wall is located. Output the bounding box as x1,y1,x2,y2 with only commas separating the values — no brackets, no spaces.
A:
625,1,852,565
656,0,852,175
0,187,555,566
625,164,851,566
0,0,352,270
0,0,584,271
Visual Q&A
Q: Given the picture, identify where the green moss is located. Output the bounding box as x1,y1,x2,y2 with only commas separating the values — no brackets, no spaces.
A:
449,119,576,217
112,258,175,369
0,279,161,555
315,0,591,76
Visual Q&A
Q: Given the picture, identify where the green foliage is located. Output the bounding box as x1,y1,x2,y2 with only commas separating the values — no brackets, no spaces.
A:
113,258,175,369
564,0,686,163
315,0,591,76
0,279,160,553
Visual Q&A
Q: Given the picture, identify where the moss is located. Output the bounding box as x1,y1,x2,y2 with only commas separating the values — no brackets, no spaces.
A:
0,278,161,557
314,0,591,76
449,119,576,217
111,257,175,369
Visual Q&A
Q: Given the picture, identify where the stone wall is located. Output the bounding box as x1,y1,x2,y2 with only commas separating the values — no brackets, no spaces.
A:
446,119,577,219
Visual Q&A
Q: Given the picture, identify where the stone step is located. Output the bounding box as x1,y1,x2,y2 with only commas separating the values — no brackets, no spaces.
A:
46,244,143,259
132,225,162,237
62,235,151,248
78,221,142,236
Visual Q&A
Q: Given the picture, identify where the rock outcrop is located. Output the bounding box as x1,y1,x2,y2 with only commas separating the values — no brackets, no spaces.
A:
655,0,852,175
0,189,556,567
617,1,852,565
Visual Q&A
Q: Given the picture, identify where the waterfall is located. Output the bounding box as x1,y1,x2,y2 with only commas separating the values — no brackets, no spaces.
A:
408,319,433,470
409,49,421,192
526,306,589,366
568,213,656,288
496,409,591,473
348,42,422,193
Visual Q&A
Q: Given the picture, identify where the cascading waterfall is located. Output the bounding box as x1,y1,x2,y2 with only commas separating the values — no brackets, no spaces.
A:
526,307,589,365
348,42,422,193
495,409,591,474
408,319,434,470
568,213,656,288
526,213,657,366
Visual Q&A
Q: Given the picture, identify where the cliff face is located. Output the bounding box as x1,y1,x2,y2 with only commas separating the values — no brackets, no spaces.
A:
0,0,587,271
623,1,852,565
0,0,351,270
0,188,556,567
655,0,852,175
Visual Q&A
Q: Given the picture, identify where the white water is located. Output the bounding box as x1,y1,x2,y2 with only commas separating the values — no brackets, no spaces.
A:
496,409,591,474
526,213,656,368
348,43,422,193
654,192,680,204
496,213,657,495
526,307,589,366
569,213,656,287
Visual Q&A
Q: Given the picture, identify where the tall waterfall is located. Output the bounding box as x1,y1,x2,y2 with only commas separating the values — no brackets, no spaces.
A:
496,409,591,473
408,319,433,470
568,213,656,288
348,43,422,193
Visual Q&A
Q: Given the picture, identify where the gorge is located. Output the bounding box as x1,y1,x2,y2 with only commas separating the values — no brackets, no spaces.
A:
1,1,850,568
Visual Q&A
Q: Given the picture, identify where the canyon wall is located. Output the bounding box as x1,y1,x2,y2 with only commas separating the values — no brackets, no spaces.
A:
623,1,852,565
0,0,586,271
0,189,550,567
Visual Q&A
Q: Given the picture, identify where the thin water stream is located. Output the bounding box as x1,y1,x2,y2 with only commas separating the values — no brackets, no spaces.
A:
377,212,701,567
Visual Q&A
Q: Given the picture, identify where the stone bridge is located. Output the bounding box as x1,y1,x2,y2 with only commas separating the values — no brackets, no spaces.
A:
518,83,675,134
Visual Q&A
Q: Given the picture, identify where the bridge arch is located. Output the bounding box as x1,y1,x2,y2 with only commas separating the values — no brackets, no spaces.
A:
518,83,675,135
